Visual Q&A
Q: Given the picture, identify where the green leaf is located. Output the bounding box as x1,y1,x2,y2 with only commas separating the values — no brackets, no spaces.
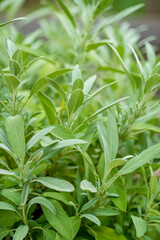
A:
81,121,97,151
99,4,144,31
107,159,126,173
83,75,96,94
72,78,84,91
131,123,160,134
80,197,99,213
94,0,113,19
80,180,97,193
128,44,145,82
89,226,127,240
144,74,160,94
48,139,87,151
28,196,56,215
43,228,56,240
107,44,136,93
97,122,110,176
42,200,73,240
51,125,75,140
0,143,17,160
107,110,119,160
43,192,74,205
84,82,117,104
131,215,147,238
0,17,26,28
12,49,23,67
0,229,10,240
30,68,72,97
13,225,28,240
149,175,157,195
70,217,81,239
0,188,21,205
0,128,10,148
5,115,25,161
4,74,20,93
80,151,98,179
68,89,84,115
108,169,126,212
87,208,119,216
86,41,111,52
81,213,101,226
9,59,21,76
26,126,54,150
0,169,15,176
72,67,81,84
34,177,74,192
37,92,57,125
83,97,128,124
21,182,29,206
7,39,17,58
47,78,67,102
0,211,20,227
57,0,76,28
118,143,160,175
0,201,16,212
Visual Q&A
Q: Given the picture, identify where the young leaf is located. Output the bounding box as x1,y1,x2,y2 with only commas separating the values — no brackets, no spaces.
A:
118,143,160,175
68,89,84,115
34,177,74,192
26,126,54,150
81,213,101,226
80,180,97,193
5,115,25,161
13,225,28,240
28,196,56,215
131,216,147,238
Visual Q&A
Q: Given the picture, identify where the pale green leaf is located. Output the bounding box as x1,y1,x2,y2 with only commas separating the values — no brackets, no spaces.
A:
34,177,74,192
5,115,25,161
131,215,147,238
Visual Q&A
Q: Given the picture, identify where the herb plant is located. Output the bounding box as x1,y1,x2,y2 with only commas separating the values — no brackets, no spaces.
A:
0,0,160,239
